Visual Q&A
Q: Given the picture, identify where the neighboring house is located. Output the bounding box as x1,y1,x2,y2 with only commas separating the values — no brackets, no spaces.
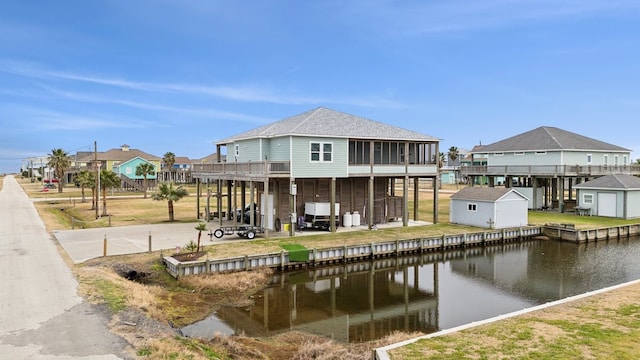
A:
75,144,162,191
460,144,491,185
461,126,638,212
573,174,640,219
113,156,158,180
21,156,53,180
193,107,441,233
450,187,529,229
160,156,193,183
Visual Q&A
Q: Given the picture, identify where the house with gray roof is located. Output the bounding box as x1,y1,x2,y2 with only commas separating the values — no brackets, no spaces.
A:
450,187,529,229
460,126,638,212
193,107,441,234
573,174,640,219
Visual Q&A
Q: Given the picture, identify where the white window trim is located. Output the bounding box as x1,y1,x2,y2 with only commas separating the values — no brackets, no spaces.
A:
586,154,592,164
310,141,333,163
603,154,609,165
535,151,547,155
514,152,524,156
467,203,477,212
493,153,504,157
583,193,594,204
614,155,619,166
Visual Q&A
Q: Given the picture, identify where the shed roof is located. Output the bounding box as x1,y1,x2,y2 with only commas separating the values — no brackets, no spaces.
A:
217,107,440,144
574,174,640,190
450,187,527,202
475,126,629,153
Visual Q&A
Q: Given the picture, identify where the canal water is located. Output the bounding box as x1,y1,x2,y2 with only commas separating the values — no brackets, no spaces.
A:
182,236,640,342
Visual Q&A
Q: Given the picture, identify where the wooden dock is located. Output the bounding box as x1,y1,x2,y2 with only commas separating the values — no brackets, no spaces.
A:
542,223,640,243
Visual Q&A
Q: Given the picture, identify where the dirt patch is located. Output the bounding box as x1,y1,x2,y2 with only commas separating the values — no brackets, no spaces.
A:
171,251,207,262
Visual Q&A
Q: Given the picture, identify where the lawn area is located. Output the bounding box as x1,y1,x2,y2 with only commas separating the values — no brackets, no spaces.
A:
387,280,640,359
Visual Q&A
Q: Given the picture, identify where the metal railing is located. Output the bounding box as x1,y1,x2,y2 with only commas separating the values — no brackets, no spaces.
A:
459,164,640,177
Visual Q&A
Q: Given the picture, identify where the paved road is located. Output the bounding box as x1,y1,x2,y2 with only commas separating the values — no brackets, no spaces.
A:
54,221,234,264
0,175,129,359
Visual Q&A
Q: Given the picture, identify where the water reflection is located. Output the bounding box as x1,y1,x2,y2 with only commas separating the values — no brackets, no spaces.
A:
183,237,640,342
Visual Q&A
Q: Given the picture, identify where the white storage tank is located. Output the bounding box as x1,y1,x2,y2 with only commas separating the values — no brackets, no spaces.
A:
352,211,361,226
342,212,353,227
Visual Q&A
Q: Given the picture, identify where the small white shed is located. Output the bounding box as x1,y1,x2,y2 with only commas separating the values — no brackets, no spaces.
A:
573,174,640,219
450,187,529,229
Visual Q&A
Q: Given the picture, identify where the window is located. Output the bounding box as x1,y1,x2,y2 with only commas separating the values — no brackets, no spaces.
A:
514,152,524,156
535,151,547,155
323,143,332,161
234,144,239,158
310,142,332,162
603,154,609,166
586,154,592,164
583,194,593,204
467,203,477,212
310,143,320,161
624,155,628,165
614,155,619,166
494,153,504,157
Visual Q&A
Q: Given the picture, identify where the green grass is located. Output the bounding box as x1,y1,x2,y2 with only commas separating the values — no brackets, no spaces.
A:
91,279,127,312
280,243,310,262
389,303,640,360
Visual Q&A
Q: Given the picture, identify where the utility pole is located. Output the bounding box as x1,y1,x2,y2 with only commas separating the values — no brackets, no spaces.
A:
94,141,99,219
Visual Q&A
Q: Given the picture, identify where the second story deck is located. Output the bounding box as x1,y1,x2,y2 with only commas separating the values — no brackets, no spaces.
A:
192,161,439,181
460,164,640,178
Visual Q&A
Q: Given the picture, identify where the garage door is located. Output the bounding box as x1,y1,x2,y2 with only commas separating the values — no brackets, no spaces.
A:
597,192,617,217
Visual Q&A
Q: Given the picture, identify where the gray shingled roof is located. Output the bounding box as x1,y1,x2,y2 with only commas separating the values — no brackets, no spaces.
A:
450,187,524,202
476,126,629,153
574,174,640,190
216,107,440,144
77,147,160,162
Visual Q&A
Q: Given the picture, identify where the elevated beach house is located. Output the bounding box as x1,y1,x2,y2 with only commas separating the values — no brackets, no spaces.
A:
75,144,161,191
192,107,441,235
460,126,638,212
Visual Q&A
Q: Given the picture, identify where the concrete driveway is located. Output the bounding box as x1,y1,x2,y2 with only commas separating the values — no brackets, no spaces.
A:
0,175,129,359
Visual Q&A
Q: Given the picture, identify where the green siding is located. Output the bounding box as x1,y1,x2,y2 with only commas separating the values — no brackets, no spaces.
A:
488,151,561,166
266,136,290,161
291,137,348,178
234,139,262,162
487,150,631,167
117,157,157,179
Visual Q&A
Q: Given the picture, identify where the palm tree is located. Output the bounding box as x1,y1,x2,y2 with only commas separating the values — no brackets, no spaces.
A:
99,170,121,216
448,146,460,185
74,170,93,203
152,182,189,221
438,152,446,168
194,222,207,252
135,162,156,199
47,148,71,193
448,146,459,165
163,152,176,182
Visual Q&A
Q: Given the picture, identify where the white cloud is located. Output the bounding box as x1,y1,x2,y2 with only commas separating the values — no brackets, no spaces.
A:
1,60,405,109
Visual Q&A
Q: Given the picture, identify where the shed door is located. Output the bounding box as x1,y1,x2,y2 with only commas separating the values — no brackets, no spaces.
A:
597,192,617,217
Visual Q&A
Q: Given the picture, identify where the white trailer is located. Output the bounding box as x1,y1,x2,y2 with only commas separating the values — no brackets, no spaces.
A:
303,202,340,230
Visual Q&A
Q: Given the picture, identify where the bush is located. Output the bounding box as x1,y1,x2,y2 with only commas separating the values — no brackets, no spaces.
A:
183,240,198,253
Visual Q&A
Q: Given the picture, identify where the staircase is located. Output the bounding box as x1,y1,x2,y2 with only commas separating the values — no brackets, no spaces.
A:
119,174,146,192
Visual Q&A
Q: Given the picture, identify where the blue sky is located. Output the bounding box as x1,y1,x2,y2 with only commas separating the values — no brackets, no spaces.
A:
1,0,639,173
